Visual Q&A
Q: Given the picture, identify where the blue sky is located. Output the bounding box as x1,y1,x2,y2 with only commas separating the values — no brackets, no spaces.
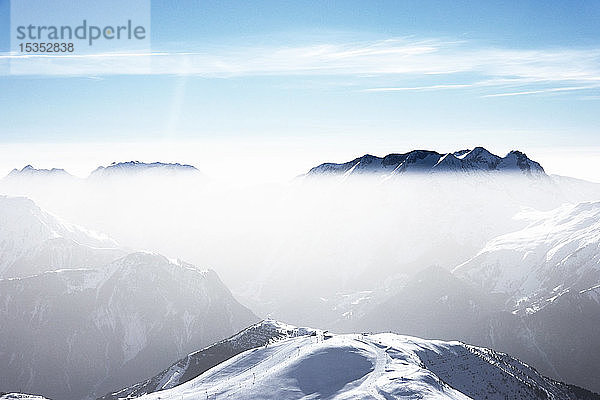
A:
0,0,599,182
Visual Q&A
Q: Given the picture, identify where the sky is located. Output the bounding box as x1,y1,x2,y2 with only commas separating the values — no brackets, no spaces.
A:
0,0,599,183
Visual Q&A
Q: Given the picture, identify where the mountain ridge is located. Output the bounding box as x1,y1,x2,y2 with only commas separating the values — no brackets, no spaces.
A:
89,161,201,179
0,197,258,400
99,320,600,400
6,165,75,179
2,161,203,181
306,147,546,178
99,320,318,400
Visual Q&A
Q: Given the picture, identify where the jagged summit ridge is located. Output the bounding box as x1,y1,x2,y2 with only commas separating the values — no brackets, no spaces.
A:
6,165,74,179
2,161,203,181
89,161,201,179
307,147,545,178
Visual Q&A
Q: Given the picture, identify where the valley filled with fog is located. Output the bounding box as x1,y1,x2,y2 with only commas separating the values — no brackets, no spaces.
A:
3,152,598,327
2,148,600,399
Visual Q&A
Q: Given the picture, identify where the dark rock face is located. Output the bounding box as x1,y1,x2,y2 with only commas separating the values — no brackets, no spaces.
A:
306,147,545,177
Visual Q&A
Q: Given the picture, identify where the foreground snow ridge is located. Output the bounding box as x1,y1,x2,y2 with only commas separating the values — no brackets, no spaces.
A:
133,321,590,400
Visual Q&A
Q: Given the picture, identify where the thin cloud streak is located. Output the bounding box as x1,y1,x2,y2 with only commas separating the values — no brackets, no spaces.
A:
3,38,600,97
363,84,475,92
483,85,600,98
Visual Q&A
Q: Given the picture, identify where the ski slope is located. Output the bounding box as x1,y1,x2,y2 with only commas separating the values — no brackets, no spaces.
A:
133,330,586,400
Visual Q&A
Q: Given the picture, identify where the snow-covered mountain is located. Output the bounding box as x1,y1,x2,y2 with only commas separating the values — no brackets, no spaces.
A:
306,147,546,178
454,201,600,313
0,197,258,400
101,321,599,400
100,320,317,400
355,200,600,393
448,201,600,392
0,195,121,278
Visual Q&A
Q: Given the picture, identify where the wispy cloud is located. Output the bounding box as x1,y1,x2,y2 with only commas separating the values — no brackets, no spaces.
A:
3,37,600,97
482,85,600,98
363,84,475,92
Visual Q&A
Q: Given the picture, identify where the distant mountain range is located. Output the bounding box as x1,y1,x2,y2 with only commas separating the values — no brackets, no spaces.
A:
89,161,201,180
100,320,599,400
306,147,545,178
6,165,73,179
0,196,257,400
3,161,203,181
2,148,545,182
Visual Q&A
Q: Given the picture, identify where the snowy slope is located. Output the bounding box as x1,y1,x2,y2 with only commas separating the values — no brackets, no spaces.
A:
447,201,600,392
100,320,317,400
306,147,545,178
125,324,596,400
453,201,600,313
